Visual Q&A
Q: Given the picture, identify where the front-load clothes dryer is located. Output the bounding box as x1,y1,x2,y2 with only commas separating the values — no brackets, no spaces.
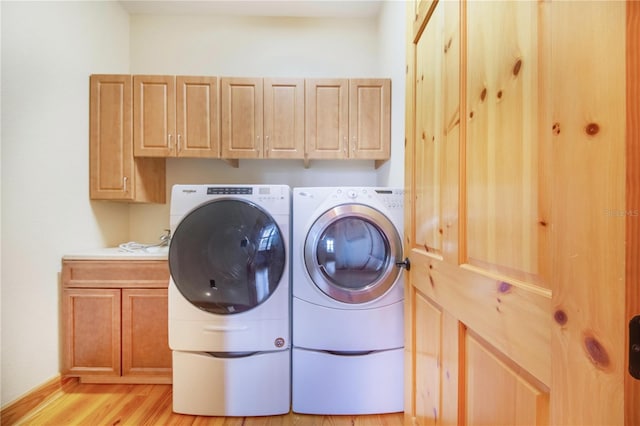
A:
168,184,290,416
291,187,405,415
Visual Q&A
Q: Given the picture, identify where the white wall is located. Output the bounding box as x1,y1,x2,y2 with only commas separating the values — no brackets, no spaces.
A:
127,10,406,243
377,0,406,188
0,0,406,407
0,1,131,406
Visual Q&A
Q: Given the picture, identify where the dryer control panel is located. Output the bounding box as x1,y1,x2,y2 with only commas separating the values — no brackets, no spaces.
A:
332,187,404,211
374,189,404,211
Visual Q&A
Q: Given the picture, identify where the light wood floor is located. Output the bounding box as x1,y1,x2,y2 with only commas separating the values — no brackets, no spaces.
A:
3,379,404,426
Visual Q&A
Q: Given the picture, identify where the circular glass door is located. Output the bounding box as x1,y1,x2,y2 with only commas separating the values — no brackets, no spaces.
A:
304,204,402,304
169,199,285,315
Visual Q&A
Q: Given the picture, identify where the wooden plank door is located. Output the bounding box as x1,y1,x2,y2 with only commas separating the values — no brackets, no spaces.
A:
176,76,219,158
404,1,639,425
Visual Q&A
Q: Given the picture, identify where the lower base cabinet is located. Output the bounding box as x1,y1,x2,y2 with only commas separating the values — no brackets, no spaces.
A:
61,259,172,384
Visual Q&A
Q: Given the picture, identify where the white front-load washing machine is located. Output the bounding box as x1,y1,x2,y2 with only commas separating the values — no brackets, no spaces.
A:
292,187,406,415
168,184,290,416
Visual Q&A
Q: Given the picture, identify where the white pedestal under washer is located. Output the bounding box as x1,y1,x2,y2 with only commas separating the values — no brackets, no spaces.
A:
291,187,405,415
168,184,290,416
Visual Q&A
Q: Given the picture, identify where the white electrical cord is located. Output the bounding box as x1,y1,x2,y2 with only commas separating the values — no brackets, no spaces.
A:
118,230,171,253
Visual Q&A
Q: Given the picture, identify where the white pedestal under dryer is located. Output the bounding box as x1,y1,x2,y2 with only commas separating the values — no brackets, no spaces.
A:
292,187,405,415
168,184,291,416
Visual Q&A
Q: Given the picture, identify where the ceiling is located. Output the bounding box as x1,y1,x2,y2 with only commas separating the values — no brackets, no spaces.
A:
118,0,384,18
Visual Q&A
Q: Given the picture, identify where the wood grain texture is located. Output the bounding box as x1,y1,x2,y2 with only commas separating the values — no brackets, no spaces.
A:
61,260,172,384
550,2,626,424
133,75,176,157
305,79,349,160
62,260,169,289
0,376,76,426
626,1,640,425
348,79,391,160
220,77,264,159
263,78,305,159
3,381,404,426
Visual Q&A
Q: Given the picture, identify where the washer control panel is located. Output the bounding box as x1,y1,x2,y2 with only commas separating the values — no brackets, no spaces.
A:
332,187,404,210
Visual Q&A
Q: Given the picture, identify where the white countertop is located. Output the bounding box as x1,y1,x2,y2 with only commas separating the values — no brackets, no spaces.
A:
63,246,169,261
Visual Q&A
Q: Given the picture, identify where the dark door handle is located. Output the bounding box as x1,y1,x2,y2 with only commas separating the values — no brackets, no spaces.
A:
395,257,411,271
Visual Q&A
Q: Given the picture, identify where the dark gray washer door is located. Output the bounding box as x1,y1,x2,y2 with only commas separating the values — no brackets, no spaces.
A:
169,198,285,315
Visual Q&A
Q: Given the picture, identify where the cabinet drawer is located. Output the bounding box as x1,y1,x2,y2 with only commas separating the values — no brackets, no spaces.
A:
62,260,169,288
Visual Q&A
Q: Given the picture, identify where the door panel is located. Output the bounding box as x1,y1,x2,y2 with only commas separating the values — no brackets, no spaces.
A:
305,79,348,159
122,288,172,377
220,77,263,158
349,79,391,160
549,2,627,424
413,291,442,424
133,75,175,157
465,332,549,426
62,288,121,377
264,78,304,159
405,1,635,425
176,76,219,158
465,0,544,285
89,75,133,200
414,6,444,257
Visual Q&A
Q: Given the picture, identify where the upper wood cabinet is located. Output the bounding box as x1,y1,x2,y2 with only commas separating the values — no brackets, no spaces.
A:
133,75,219,158
305,78,348,160
89,74,165,203
264,78,305,159
349,79,391,160
90,74,390,191
220,77,305,159
305,78,391,161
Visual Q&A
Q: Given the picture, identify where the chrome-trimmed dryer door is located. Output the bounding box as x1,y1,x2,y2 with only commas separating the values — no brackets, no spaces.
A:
304,204,402,304
169,198,286,315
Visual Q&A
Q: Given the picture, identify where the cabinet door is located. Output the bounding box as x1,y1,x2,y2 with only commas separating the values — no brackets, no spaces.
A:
121,289,172,379
89,75,166,203
89,74,133,201
134,75,176,157
62,288,121,378
220,77,263,159
264,78,305,159
176,76,219,158
349,79,391,160
305,78,349,160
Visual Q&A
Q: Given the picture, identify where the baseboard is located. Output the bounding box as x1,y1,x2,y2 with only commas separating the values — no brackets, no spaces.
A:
0,375,77,426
